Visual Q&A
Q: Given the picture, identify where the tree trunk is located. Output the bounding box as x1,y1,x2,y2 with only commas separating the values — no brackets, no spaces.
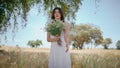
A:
78,44,83,49
80,44,83,49
104,45,108,49
78,46,81,49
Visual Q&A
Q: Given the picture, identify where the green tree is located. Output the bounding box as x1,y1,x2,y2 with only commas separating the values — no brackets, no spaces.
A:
70,24,103,49
35,39,42,48
27,39,42,48
0,0,82,41
27,40,35,48
116,40,120,50
102,38,112,49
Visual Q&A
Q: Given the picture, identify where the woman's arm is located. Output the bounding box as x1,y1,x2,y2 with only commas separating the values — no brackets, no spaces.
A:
47,32,59,42
64,23,70,51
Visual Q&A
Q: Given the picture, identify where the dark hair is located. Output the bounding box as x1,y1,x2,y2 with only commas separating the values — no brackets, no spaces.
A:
51,7,64,22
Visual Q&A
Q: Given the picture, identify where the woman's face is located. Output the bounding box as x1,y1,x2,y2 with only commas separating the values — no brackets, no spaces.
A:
54,9,61,20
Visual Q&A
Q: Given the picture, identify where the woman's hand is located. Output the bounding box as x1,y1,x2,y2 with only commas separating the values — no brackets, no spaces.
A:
65,44,69,52
47,32,59,42
53,35,59,42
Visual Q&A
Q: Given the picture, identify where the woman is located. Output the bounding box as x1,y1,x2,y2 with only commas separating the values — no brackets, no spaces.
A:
47,7,71,68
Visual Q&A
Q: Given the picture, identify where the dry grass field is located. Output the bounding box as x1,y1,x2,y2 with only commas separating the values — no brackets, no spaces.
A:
0,46,120,68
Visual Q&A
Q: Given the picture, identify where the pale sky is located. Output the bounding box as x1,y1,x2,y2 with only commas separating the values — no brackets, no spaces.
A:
1,0,120,49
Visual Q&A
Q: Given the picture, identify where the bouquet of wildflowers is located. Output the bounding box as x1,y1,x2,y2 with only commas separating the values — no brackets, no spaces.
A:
46,20,65,45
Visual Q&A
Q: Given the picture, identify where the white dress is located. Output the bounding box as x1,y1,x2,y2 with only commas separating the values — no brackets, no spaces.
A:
48,30,71,68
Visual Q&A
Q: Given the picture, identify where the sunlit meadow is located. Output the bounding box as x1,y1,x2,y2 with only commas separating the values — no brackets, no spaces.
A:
0,46,120,68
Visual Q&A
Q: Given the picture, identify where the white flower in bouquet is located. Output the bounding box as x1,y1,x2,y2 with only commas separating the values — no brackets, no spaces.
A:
46,20,65,36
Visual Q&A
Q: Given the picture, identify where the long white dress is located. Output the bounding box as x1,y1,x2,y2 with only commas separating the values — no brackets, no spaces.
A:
48,30,71,68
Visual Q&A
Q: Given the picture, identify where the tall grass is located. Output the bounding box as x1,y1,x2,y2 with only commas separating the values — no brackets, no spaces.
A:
0,46,120,68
